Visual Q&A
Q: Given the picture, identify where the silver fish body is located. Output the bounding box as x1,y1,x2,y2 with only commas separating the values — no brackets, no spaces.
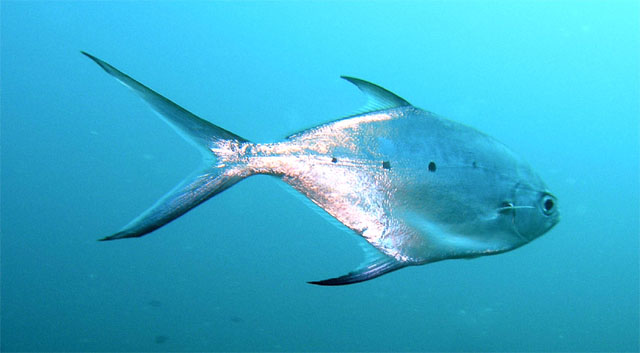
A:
239,106,556,263
83,53,559,285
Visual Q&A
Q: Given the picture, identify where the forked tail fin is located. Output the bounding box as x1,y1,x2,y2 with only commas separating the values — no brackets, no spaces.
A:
82,52,248,241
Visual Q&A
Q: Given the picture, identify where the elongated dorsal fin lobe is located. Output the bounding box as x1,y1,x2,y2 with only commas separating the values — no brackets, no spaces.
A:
308,256,406,286
341,76,411,114
82,52,247,155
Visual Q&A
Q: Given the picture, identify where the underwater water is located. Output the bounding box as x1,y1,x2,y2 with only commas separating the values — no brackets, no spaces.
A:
1,1,638,352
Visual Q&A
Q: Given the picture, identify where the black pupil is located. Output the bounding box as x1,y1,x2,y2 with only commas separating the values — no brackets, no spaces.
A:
544,198,554,212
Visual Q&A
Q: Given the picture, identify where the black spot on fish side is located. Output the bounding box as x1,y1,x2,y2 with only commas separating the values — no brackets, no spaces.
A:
472,161,477,168
331,157,337,163
428,161,436,172
382,161,391,169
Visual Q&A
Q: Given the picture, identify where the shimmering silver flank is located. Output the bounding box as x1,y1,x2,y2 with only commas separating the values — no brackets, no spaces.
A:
83,52,560,285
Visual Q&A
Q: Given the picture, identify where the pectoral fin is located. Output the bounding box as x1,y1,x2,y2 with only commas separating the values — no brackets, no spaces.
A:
308,256,406,286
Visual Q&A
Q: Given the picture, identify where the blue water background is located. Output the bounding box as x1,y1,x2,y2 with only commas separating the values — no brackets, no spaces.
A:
2,1,638,351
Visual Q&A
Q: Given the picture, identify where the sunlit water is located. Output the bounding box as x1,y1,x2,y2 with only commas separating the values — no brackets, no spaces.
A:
2,1,638,351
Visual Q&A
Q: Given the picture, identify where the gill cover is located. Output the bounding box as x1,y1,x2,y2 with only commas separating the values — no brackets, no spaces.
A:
511,184,558,241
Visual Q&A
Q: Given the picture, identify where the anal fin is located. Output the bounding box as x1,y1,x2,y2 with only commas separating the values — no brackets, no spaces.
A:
308,257,406,286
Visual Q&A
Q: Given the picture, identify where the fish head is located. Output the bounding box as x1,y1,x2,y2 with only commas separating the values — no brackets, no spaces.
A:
504,183,560,243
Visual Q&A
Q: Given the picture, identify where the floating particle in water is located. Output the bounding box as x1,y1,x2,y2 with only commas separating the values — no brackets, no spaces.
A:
230,316,244,323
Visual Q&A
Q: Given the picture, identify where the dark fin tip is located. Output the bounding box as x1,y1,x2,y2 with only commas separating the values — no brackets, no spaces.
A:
81,51,118,75
307,279,355,286
308,258,406,286
98,235,119,242
98,231,136,241
307,272,371,286
81,51,99,62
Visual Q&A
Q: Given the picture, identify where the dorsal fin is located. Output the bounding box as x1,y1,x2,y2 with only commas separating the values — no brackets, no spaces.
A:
341,76,411,114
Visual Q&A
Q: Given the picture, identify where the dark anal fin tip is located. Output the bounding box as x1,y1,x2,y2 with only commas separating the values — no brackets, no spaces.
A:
97,236,117,242
307,279,355,286
97,231,135,241
307,258,406,286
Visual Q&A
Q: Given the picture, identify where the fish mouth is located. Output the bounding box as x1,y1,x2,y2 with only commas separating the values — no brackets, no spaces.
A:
548,212,561,231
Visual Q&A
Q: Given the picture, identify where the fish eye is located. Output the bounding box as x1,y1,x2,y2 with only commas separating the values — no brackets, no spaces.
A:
541,194,555,215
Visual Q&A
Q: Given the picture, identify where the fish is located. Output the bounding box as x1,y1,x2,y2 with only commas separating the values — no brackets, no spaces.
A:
82,52,560,286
